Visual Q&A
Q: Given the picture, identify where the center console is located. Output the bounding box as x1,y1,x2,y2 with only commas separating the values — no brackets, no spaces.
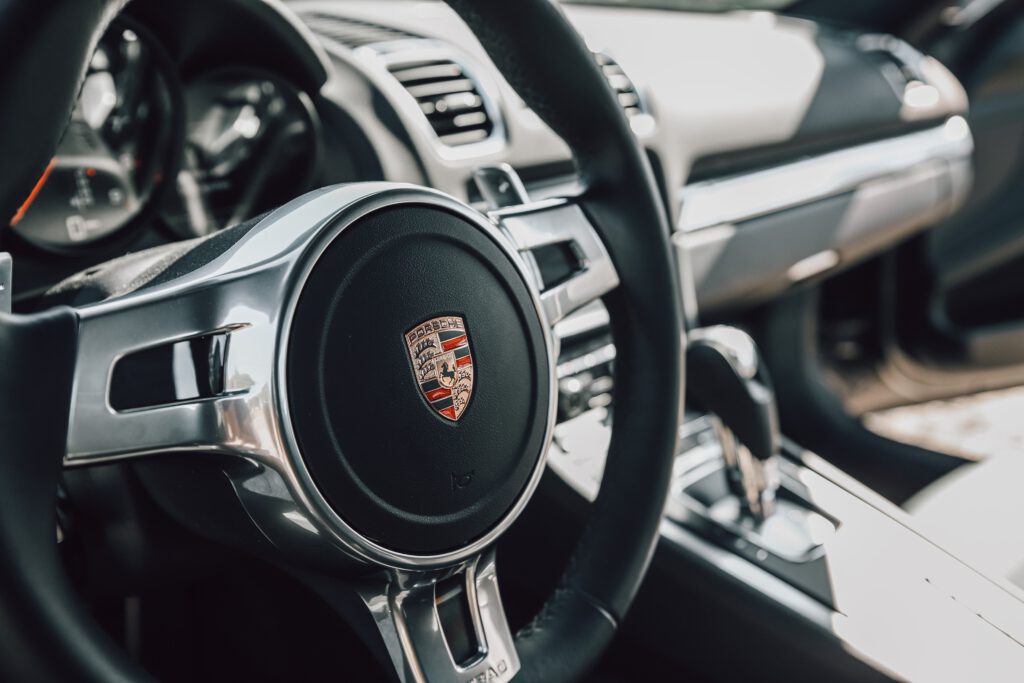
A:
548,319,1024,682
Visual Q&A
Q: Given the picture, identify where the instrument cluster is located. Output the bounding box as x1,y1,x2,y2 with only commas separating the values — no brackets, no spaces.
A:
8,19,322,252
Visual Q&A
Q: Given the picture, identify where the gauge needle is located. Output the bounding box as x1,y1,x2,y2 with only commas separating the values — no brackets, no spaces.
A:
10,157,57,227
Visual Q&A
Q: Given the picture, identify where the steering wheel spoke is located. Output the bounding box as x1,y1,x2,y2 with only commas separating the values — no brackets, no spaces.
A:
491,199,620,327
64,248,291,468
355,550,519,683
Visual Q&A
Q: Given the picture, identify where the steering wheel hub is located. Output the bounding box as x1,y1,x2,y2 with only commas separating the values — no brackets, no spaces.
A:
286,203,553,555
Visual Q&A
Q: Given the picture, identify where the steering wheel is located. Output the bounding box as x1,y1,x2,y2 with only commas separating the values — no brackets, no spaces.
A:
0,1,683,681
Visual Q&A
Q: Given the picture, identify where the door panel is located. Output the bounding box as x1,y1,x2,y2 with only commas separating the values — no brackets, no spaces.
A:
810,6,1024,413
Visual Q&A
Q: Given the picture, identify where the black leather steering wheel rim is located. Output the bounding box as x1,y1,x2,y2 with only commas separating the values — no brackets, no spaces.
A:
0,1,683,681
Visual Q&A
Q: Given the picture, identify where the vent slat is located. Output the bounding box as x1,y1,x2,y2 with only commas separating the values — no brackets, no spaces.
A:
618,92,640,109
438,129,489,145
594,51,645,118
298,12,498,148
405,78,476,99
439,92,482,112
390,63,464,83
387,58,494,147
452,111,489,127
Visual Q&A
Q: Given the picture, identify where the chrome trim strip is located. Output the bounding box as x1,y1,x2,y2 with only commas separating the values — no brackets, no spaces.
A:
490,200,620,325
358,550,520,683
553,301,610,341
678,116,974,233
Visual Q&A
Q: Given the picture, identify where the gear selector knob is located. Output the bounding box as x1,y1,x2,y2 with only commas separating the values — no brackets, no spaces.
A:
687,326,781,520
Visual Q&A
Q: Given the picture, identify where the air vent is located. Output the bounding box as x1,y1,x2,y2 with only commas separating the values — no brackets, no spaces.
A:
299,12,420,48
387,58,494,147
594,52,645,118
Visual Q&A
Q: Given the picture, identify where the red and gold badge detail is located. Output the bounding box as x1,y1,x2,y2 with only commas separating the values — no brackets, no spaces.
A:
405,315,474,421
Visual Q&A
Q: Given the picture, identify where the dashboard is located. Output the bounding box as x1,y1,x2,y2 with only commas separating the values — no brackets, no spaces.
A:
7,0,973,328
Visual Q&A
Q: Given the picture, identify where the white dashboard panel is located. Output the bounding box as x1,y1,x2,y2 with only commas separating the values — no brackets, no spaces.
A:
293,1,965,195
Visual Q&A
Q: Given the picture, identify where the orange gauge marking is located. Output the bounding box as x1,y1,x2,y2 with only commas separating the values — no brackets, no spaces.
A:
10,157,57,227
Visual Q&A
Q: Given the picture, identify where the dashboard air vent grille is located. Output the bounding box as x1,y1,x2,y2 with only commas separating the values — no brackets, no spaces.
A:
387,59,494,146
299,13,420,48
595,52,644,118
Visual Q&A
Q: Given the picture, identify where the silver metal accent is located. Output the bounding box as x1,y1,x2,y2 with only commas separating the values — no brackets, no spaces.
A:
671,420,831,563
64,183,568,572
678,117,974,233
710,417,778,521
472,163,530,210
553,300,610,341
786,249,839,282
0,253,11,314
689,325,759,380
491,199,621,325
358,550,519,683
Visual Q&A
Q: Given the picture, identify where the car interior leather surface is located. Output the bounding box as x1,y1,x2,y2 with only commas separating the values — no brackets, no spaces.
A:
0,2,146,680
0,308,151,683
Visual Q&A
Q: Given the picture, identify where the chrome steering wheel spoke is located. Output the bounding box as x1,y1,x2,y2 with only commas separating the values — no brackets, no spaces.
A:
491,198,620,327
356,549,519,683
62,182,405,469
65,270,288,467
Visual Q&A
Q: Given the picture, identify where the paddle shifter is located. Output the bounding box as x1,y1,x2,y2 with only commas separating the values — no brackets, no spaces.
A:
686,326,781,521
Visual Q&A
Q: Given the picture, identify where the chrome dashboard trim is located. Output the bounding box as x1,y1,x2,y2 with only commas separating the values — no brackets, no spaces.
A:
678,116,974,233
490,199,620,325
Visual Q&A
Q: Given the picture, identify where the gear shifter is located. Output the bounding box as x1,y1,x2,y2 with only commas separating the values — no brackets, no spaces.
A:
686,326,780,521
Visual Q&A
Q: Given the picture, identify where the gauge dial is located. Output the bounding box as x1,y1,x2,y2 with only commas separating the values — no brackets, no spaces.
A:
9,22,178,250
161,70,320,238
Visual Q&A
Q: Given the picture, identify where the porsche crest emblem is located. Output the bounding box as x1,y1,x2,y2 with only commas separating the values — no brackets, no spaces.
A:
405,316,474,421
